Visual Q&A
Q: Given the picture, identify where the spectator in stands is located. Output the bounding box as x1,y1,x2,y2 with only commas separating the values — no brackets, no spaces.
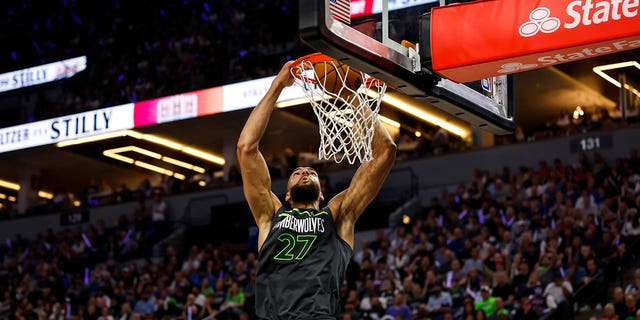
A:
622,208,640,239
487,178,509,203
354,240,376,266
601,302,620,320
361,294,386,319
133,287,156,315
543,272,573,318
625,269,640,299
462,248,483,274
612,286,627,316
491,271,514,307
218,281,245,320
474,285,497,317
618,293,639,320
151,188,168,240
116,184,134,203
426,282,453,318
579,258,607,310
476,309,488,320
390,246,410,273
597,231,624,282
513,296,538,320
575,189,598,217
556,109,572,131
385,293,412,320
98,305,114,320
488,298,509,320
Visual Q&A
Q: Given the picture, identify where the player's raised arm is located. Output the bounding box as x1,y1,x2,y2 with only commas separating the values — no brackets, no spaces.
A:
236,61,294,248
329,117,397,247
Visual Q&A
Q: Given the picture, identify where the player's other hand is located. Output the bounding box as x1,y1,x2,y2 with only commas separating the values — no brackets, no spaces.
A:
275,61,296,88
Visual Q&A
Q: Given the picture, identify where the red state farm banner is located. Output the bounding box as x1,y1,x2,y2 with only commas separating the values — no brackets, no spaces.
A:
430,0,640,83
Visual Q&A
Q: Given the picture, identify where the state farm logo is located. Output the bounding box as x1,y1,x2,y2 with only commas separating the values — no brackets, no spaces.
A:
519,1,640,38
498,62,538,74
519,7,560,37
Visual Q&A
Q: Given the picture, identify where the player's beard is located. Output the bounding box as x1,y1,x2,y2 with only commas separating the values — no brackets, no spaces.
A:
289,182,320,204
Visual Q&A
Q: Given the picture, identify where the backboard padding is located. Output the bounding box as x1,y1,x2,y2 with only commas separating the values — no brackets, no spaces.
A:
299,0,517,134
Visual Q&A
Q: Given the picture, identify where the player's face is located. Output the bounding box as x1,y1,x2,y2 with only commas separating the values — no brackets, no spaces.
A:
287,167,322,203
288,167,319,188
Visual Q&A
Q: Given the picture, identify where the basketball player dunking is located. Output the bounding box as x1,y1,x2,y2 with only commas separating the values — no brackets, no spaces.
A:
237,60,396,319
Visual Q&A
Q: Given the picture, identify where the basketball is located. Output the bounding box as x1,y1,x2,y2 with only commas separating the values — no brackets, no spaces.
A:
314,60,363,97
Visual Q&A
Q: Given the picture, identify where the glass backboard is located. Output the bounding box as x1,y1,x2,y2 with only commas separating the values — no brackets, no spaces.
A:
299,0,516,134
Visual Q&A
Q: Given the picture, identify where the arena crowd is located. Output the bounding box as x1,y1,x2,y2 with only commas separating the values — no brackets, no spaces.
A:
2,148,640,320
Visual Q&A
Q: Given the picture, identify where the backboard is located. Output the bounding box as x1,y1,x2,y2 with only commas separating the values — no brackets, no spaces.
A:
299,0,516,134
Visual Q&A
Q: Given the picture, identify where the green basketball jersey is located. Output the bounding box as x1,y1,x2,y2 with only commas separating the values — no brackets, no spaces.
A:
256,206,352,319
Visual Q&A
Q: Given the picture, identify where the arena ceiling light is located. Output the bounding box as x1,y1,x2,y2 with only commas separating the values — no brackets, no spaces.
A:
139,134,183,150
0,179,20,191
356,87,471,140
56,131,132,147
103,145,206,178
0,194,16,202
57,129,225,166
162,156,206,173
180,147,224,165
102,151,187,181
133,160,184,180
38,191,54,199
593,61,640,98
381,91,472,141
0,193,16,202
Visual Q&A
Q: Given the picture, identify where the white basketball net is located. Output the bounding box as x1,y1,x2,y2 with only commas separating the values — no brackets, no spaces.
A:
291,58,387,164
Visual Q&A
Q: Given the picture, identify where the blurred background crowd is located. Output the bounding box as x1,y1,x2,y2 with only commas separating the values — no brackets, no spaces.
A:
1,1,640,320
3,148,640,319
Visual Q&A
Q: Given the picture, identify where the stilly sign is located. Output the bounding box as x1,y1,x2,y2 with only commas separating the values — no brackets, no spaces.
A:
0,104,134,153
429,0,640,83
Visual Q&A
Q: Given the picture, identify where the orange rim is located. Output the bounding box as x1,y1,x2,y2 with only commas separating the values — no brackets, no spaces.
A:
291,52,336,67
364,77,384,88
290,52,385,87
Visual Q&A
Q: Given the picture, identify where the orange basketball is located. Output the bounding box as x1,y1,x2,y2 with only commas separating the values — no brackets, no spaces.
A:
314,60,363,97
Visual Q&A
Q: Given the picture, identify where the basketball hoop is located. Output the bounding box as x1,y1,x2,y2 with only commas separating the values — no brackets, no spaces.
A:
290,53,387,164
